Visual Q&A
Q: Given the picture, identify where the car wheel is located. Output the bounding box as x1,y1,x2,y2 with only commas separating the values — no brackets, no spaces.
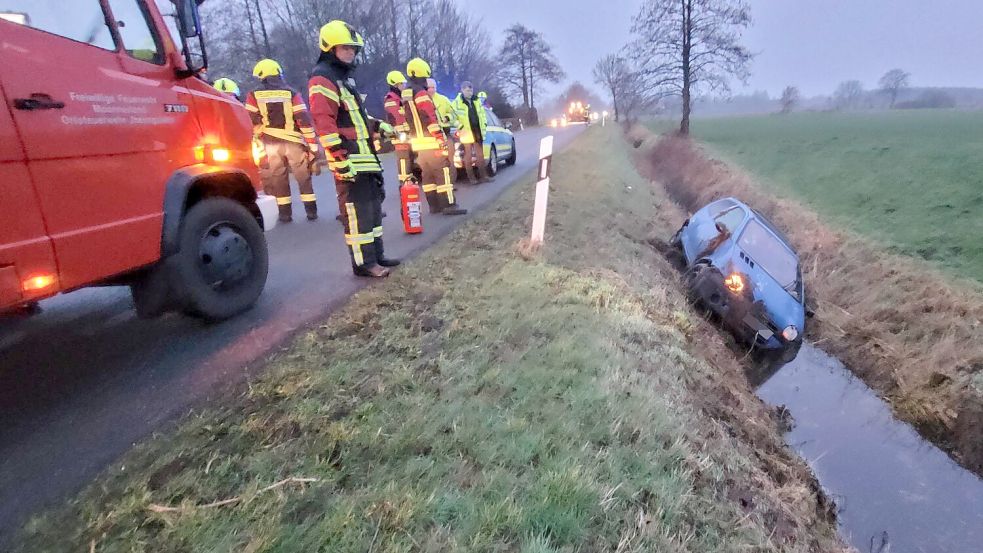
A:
684,262,711,303
171,197,269,321
487,145,498,176
505,139,517,166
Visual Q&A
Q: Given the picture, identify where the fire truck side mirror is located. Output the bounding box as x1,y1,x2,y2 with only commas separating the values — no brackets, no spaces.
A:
176,0,201,38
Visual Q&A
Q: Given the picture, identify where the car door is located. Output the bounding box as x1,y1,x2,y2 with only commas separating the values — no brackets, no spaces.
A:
0,0,187,290
0,79,57,305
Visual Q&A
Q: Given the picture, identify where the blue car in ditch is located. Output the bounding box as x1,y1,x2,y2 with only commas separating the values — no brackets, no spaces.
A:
670,197,806,361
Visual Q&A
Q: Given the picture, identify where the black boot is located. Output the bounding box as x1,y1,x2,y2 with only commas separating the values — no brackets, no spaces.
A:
304,201,318,221
442,205,468,215
375,238,401,267
353,263,391,278
278,204,293,223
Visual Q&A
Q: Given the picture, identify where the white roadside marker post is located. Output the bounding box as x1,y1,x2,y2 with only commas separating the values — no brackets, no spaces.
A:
602,110,608,127
531,135,553,245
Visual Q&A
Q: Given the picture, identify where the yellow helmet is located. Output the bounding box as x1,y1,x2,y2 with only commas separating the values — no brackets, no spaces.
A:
386,70,406,87
212,78,240,95
319,20,364,52
477,91,488,99
252,59,282,79
406,58,432,78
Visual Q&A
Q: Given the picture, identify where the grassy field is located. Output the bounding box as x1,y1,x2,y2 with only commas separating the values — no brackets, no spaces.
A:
13,128,842,552
670,110,983,283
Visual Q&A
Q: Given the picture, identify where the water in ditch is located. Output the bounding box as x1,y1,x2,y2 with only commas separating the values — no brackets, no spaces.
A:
755,344,983,553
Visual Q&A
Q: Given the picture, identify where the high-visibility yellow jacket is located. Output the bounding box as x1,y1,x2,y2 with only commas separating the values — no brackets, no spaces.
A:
433,92,458,131
451,93,487,143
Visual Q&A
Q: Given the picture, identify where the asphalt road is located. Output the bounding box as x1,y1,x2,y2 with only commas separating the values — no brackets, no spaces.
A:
0,124,583,541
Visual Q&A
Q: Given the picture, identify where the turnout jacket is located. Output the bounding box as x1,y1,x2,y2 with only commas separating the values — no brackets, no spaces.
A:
245,76,316,146
308,54,382,177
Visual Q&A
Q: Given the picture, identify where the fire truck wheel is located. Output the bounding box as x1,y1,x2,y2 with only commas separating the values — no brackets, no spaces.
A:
173,197,269,321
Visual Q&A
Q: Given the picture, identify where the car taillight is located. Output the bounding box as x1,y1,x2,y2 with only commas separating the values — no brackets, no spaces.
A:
724,273,745,293
782,325,798,342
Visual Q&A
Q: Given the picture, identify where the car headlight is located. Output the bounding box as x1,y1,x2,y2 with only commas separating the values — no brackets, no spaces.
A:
782,325,798,342
723,272,745,293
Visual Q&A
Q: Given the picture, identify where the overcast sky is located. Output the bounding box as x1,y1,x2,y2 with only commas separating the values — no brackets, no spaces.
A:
465,0,983,100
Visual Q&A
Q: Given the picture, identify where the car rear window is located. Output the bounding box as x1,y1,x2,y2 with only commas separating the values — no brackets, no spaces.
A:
738,219,798,289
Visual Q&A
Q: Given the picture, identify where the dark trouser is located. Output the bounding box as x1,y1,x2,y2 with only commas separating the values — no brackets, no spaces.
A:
416,149,455,213
395,145,413,184
460,133,489,184
260,139,316,217
335,172,385,270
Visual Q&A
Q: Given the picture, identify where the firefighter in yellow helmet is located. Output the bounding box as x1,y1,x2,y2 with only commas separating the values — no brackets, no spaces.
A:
383,70,412,184
212,77,241,101
245,59,320,222
426,77,459,169
309,21,399,278
403,58,467,215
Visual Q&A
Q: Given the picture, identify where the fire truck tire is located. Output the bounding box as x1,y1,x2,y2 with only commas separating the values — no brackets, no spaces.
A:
172,198,269,321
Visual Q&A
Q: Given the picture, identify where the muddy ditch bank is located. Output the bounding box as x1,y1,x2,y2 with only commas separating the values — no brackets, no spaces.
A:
626,125,983,477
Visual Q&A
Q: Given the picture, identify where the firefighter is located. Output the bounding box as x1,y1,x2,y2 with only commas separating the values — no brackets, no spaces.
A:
212,77,242,102
427,77,459,163
383,70,413,185
309,20,399,278
245,59,319,222
477,90,489,108
451,81,493,184
403,58,467,215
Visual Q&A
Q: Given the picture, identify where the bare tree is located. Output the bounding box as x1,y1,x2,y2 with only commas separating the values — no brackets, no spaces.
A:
779,85,800,114
631,0,753,135
833,80,864,110
879,68,910,108
498,24,563,110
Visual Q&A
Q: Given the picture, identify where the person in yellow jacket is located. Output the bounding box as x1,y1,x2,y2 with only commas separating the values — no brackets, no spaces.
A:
402,58,467,215
451,81,492,184
426,78,459,170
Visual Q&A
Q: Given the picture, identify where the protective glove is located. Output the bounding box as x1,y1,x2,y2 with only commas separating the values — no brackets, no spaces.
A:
331,159,355,181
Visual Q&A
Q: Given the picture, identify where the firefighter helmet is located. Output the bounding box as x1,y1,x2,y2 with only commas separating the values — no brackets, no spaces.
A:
252,59,282,79
213,78,240,96
478,91,488,99
319,20,364,52
386,70,406,87
406,58,432,78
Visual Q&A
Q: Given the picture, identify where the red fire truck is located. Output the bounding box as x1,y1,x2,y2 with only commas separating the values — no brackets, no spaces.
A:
0,0,277,321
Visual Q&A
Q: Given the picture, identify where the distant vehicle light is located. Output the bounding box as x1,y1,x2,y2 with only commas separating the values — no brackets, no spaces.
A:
550,118,558,128
782,325,798,341
22,274,56,292
724,272,745,293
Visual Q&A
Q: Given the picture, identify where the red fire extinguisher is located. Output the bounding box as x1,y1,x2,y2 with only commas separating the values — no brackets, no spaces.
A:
400,179,424,234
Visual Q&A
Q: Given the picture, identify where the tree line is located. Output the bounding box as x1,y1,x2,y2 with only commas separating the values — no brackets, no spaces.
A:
593,0,754,134
200,0,563,121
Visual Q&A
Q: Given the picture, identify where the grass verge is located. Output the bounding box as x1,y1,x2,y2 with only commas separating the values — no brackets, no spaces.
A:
14,127,843,552
628,124,983,476
678,111,983,283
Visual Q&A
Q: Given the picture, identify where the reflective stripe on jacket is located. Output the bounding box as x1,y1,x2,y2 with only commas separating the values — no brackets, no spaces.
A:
308,62,382,175
401,87,444,151
245,78,316,146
